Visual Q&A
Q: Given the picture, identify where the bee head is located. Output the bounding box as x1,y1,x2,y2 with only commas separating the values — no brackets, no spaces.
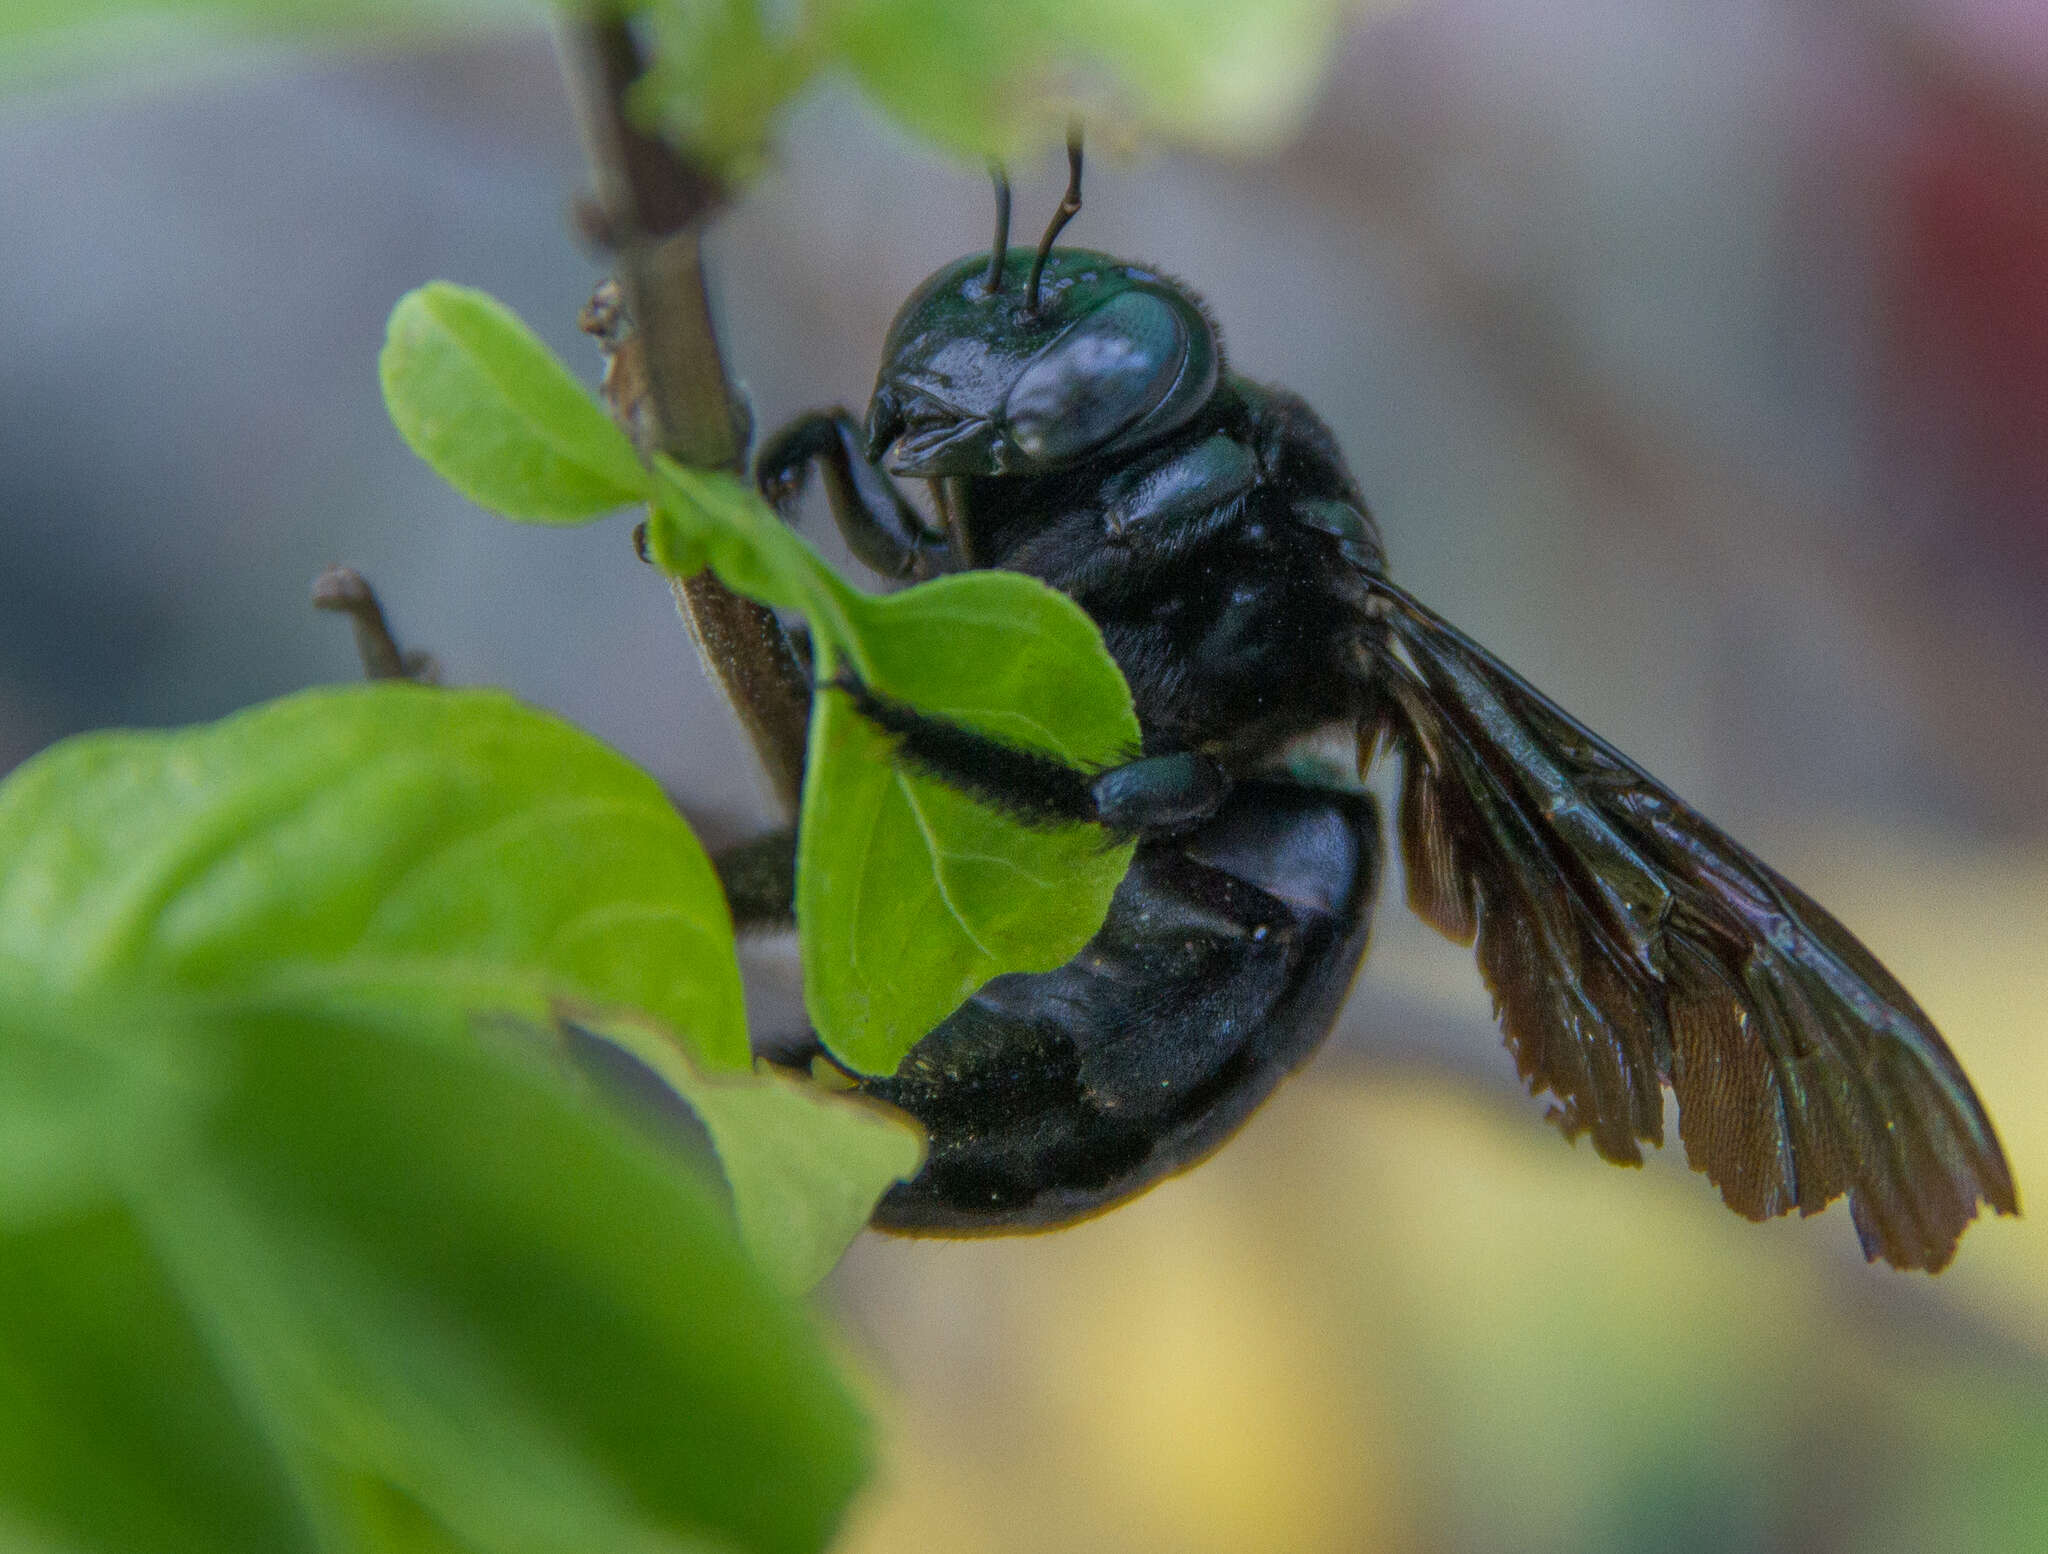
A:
865,145,1221,479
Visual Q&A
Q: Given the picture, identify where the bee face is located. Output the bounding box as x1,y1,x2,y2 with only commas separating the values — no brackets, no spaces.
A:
866,250,1219,479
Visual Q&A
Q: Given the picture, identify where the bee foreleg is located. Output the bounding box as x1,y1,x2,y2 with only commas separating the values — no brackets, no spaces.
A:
753,409,952,580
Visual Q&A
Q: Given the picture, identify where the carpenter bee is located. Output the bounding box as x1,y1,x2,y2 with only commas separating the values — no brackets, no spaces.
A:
737,140,2015,1270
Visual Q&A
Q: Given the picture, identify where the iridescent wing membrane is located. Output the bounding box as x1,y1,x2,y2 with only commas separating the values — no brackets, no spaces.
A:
1368,580,2016,1271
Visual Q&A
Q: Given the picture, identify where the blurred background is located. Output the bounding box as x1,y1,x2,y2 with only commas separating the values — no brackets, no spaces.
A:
4,0,2045,1549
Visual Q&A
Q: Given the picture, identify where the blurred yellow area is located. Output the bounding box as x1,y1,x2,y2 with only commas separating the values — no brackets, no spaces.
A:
827,824,2048,1554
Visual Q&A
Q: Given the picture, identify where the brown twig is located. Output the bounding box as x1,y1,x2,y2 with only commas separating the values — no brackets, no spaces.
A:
556,11,811,818
312,566,438,683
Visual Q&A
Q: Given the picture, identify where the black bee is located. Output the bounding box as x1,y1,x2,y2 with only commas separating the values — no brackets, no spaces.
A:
739,142,2016,1269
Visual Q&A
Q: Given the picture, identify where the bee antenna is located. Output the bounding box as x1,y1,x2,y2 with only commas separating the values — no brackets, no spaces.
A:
983,162,1011,294
1025,121,1083,315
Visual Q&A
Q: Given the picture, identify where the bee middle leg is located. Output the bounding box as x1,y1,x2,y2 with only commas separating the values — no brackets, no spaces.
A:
712,827,797,931
832,675,1230,839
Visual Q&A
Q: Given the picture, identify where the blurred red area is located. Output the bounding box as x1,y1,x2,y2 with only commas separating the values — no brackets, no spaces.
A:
1884,17,2048,579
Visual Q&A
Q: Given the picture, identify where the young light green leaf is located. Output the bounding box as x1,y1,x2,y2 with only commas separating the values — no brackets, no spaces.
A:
0,683,749,1071
382,281,650,524
645,465,1140,1077
574,1014,925,1293
0,986,871,1554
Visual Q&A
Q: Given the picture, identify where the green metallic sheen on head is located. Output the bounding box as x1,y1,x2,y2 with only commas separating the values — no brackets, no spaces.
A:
865,249,1222,478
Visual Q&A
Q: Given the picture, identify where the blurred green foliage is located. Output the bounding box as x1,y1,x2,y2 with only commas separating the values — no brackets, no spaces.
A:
0,683,929,1548
633,0,1363,176
0,986,873,1553
2,1,1365,177
0,0,530,93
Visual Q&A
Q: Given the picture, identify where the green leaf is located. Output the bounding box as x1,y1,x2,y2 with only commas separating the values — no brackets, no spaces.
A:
0,1198,321,1554
575,1014,925,1293
157,996,865,1554
0,989,307,1554
0,988,208,1229
646,463,1139,1076
0,683,749,1071
800,579,1138,1073
631,0,1366,179
381,282,650,525
0,986,871,1554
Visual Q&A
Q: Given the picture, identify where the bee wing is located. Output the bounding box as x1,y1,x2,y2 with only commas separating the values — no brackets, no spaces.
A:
1367,579,2016,1271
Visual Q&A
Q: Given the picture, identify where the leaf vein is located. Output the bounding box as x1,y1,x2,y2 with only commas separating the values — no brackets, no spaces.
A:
894,776,994,959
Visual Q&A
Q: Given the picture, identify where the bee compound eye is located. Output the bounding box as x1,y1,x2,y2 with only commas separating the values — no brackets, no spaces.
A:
1002,290,1190,465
